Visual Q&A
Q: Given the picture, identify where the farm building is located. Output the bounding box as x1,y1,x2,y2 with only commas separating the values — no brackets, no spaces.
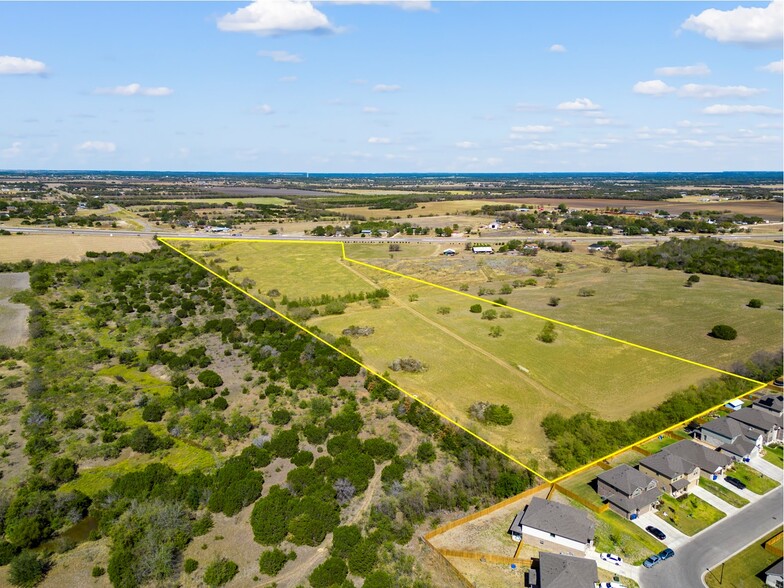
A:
472,246,494,254
508,497,595,556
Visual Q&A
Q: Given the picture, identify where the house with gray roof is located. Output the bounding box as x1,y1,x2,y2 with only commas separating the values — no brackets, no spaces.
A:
596,464,662,519
661,439,732,477
509,497,595,556
764,558,783,588
639,450,700,497
754,393,783,418
728,407,782,444
527,552,598,588
698,415,764,460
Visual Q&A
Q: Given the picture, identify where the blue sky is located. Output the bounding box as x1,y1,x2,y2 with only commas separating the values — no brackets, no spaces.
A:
1,1,781,172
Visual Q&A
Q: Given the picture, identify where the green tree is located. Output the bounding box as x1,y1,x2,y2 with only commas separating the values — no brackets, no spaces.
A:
309,557,347,588
8,552,48,588
258,548,288,577
48,457,77,484
203,558,238,587
469,304,482,313
198,370,224,388
416,441,436,463
331,525,361,559
348,539,378,577
711,324,737,340
748,298,763,308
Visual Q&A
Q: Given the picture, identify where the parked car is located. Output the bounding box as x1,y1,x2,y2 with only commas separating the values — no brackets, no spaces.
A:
659,548,675,561
599,553,623,565
646,525,666,540
725,476,746,490
643,554,661,568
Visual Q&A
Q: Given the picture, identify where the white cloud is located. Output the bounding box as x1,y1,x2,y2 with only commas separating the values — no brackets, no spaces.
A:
94,83,173,96
654,63,711,77
368,136,391,144
760,59,783,73
455,141,478,149
0,56,47,75
362,106,380,113
511,125,554,135
556,98,601,111
372,84,400,93
77,141,116,153
678,84,766,98
632,80,676,95
253,104,274,114
549,44,566,53
258,50,303,63
1,142,22,158
703,104,782,115
218,0,335,36
682,0,783,45
664,139,716,148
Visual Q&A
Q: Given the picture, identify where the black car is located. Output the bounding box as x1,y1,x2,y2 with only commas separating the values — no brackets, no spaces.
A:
725,476,746,490
646,525,666,540
659,548,675,561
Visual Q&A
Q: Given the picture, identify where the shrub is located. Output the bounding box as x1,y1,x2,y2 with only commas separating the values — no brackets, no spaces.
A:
91,566,105,577
537,322,557,344
0,541,20,566
481,309,497,320
332,525,361,559
198,370,224,388
127,426,167,453
748,298,763,308
489,326,503,338
184,559,198,574
212,396,229,411
203,558,239,587
687,274,700,283
8,552,48,588
270,409,291,426
323,301,347,315
309,557,347,588
258,548,288,577
416,441,436,463
711,324,737,340
389,358,426,373
436,306,450,315
348,539,378,577
48,457,77,484
547,296,560,307
577,287,596,297
468,401,513,426
141,402,165,422
469,304,482,313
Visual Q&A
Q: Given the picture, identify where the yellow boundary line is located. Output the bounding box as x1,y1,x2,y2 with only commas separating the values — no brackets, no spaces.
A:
159,237,768,485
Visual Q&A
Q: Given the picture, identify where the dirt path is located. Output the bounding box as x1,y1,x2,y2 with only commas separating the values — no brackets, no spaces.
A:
339,260,575,409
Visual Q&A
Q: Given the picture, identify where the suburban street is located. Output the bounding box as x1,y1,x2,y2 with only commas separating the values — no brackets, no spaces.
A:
639,485,783,588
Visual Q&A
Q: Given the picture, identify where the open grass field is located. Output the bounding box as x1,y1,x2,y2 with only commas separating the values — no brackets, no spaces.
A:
699,477,750,508
173,239,759,476
729,462,780,494
0,234,157,262
153,196,289,206
705,527,783,588
98,364,174,397
656,493,725,536
345,243,783,371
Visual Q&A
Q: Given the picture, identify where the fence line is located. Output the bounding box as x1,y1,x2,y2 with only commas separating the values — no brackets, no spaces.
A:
420,537,475,588
438,548,533,568
552,484,609,514
764,531,783,557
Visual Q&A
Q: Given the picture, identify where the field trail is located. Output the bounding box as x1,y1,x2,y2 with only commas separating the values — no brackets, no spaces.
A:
339,260,573,409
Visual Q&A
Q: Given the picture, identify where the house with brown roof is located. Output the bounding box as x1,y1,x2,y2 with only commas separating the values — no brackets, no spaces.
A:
596,464,662,519
509,497,596,556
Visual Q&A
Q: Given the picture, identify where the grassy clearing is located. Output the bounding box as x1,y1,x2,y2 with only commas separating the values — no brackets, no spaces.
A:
180,240,758,473
358,246,782,371
593,508,665,566
762,445,783,469
638,435,679,454
98,365,173,396
61,441,215,496
557,466,604,508
730,462,780,494
153,196,289,205
656,493,725,535
0,234,157,262
329,199,497,219
699,477,750,508
705,527,783,588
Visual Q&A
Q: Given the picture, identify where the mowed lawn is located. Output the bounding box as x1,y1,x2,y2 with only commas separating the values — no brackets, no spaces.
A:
705,527,783,588
365,246,783,372
656,493,725,536
729,462,780,494
699,477,750,508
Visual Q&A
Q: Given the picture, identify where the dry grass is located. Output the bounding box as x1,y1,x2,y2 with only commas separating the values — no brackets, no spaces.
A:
0,235,157,263
331,199,500,219
0,272,29,347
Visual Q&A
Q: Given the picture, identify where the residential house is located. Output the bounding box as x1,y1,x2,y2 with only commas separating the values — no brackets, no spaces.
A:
754,394,783,418
661,439,733,478
699,415,764,460
527,552,599,588
509,497,596,556
596,464,662,519
639,451,700,497
765,559,783,588
729,407,782,444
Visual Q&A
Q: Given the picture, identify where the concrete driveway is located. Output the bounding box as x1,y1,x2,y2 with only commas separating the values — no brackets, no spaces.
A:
691,485,739,515
748,455,784,482
631,511,690,549
711,474,763,503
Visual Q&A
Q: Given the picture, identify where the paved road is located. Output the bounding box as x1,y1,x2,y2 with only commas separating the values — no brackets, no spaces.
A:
639,485,783,588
